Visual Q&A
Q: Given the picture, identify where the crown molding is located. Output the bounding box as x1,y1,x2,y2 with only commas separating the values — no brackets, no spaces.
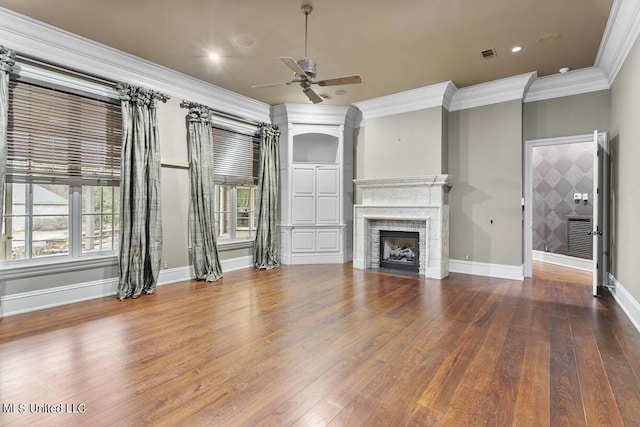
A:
524,67,610,103
353,81,456,120
449,72,536,111
0,7,271,123
271,103,359,128
595,0,640,86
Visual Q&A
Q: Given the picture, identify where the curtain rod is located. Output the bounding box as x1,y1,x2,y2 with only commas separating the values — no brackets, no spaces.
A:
180,99,277,130
15,53,118,87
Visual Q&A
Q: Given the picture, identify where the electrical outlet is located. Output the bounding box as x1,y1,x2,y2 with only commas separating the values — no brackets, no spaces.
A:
163,261,168,269
465,254,470,261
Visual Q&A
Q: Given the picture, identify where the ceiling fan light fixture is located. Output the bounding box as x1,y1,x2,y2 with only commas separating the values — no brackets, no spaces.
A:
296,57,317,79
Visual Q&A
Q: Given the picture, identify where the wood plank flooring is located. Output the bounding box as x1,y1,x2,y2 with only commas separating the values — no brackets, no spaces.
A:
1,263,639,426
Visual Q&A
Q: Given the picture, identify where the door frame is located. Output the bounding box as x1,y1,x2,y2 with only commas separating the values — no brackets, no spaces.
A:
523,133,601,278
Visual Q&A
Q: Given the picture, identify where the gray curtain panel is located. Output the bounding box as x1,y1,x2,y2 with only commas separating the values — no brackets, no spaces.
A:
0,46,15,231
253,125,280,269
186,105,222,281
117,84,163,300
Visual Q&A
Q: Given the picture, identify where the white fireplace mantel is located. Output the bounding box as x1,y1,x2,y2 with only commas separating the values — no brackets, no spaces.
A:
353,175,452,279
353,175,453,189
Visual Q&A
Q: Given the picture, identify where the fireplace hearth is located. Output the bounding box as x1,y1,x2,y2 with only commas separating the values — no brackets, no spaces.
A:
380,230,420,272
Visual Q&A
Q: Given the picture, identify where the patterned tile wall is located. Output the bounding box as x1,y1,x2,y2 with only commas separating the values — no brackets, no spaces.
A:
532,142,593,257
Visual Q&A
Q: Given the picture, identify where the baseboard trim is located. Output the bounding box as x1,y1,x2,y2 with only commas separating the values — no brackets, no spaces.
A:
449,259,524,281
608,273,640,335
287,253,345,264
532,250,592,271
0,256,253,318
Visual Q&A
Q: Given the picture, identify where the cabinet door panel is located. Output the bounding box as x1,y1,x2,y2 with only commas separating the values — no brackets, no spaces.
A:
292,196,315,224
292,230,315,252
317,229,340,252
293,167,315,194
317,167,339,194
317,196,338,223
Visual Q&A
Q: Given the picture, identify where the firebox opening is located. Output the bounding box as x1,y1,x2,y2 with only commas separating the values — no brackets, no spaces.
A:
379,230,420,272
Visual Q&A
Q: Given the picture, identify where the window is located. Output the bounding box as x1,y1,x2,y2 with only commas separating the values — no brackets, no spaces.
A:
1,80,122,265
81,185,120,254
214,184,258,241
210,122,260,244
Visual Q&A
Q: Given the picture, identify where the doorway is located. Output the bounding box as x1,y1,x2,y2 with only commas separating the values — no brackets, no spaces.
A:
524,133,604,287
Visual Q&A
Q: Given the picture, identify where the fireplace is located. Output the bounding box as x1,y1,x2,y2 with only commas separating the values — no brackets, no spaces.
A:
353,175,452,279
380,230,420,272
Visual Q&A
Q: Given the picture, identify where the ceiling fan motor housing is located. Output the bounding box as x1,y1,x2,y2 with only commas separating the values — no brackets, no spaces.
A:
296,58,317,79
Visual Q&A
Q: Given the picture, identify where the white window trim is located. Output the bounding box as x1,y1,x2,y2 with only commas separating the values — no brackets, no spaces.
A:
217,239,254,250
0,254,118,281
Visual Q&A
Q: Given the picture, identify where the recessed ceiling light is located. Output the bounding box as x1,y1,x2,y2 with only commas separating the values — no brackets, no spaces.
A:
334,90,348,96
559,67,569,73
511,46,522,53
208,52,221,62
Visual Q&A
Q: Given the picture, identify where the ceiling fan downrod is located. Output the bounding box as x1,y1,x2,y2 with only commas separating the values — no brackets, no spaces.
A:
302,5,312,59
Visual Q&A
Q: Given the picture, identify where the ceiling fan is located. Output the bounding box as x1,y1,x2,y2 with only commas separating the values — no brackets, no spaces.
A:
251,5,362,104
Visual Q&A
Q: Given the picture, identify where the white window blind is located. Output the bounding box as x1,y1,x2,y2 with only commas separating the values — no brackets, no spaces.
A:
6,81,122,186
211,126,259,185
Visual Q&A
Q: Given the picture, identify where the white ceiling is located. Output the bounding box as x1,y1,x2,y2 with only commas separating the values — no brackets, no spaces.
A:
0,0,614,107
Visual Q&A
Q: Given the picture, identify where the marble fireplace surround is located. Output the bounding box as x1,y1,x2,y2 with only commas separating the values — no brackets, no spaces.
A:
353,175,452,279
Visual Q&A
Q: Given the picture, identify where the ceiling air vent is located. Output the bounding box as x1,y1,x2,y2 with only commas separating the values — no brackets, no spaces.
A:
481,48,497,59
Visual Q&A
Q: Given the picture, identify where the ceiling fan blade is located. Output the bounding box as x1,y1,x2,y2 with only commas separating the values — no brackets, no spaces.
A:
280,57,310,78
251,82,292,89
303,88,323,104
317,74,362,87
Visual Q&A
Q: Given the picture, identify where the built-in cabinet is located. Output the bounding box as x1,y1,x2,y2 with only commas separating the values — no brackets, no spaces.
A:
272,104,359,265
292,165,339,225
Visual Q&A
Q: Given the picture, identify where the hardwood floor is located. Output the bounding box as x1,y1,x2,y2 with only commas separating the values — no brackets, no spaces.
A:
533,260,592,285
1,263,639,426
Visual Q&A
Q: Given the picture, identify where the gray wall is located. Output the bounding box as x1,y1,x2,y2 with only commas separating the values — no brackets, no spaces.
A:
523,90,610,141
158,99,190,269
441,108,449,174
361,107,444,179
532,142,593,257
610,32,640,306
448,100,523,266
